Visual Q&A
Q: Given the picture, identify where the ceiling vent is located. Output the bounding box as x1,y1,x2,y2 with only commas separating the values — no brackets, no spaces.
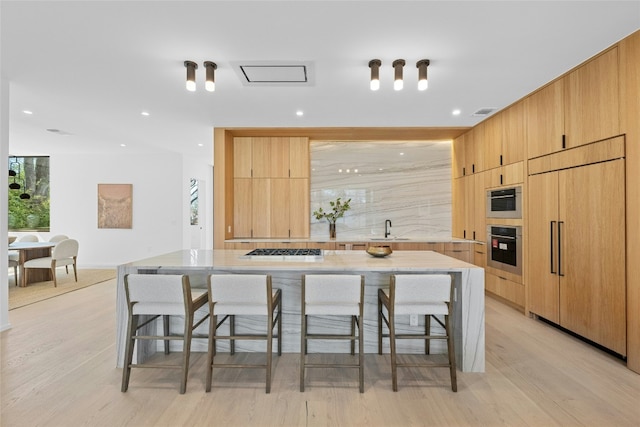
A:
472,107,498,117
232,61,314,87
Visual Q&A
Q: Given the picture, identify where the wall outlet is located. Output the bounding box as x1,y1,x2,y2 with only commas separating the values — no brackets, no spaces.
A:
409,314,418,326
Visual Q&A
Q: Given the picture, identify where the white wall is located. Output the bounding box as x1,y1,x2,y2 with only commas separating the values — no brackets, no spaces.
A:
49,152,185,267
1,76,11,331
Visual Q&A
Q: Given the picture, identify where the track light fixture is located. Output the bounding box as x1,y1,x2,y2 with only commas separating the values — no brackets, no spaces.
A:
369,59,381,91
204,61,217,92
184,60,198,92
417,59,430,91
393,59,405,91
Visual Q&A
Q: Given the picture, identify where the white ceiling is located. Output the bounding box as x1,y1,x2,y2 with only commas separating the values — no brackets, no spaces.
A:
2,1,639,163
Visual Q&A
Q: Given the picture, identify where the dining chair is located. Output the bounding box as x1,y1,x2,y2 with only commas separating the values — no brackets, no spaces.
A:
378,273,457,392
300,274,365,392
8,234,40,263
8,259,19,286
121,274,209,394
22,238,79,287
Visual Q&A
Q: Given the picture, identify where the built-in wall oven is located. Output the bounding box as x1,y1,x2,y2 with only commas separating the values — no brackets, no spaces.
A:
486,186,522,219
487,225,522,276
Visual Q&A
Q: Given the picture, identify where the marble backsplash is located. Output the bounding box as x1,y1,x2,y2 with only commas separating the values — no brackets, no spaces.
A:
310,140,452,240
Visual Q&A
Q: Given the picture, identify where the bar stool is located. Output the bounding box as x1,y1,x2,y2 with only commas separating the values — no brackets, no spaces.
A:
300,274,365,393
206,274,282,393
378,273,457,392
121,274,209,394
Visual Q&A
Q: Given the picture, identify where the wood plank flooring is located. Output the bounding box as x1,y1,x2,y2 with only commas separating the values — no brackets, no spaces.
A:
1,278,639,426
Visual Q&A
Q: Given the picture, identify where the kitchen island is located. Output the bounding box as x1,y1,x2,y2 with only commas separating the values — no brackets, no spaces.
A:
116,249,485,372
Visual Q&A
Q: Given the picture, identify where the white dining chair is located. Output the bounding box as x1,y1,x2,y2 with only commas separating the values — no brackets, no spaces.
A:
23,238,78,287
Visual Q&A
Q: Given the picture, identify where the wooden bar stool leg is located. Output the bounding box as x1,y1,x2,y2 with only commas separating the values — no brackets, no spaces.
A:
163,315,170,354
425,315,431,355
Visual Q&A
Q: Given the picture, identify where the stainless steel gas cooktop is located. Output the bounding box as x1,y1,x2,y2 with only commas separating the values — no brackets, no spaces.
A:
243,248,323,261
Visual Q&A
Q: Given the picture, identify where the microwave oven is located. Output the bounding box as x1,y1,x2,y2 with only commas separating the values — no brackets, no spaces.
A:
486,186,522,219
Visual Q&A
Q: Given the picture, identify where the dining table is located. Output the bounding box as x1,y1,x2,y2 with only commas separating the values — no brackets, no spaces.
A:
8,242,56,287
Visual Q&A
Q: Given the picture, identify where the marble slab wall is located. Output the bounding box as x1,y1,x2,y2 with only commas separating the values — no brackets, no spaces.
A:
310,140,452,239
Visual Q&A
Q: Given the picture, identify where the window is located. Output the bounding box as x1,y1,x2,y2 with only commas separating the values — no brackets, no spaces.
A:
8,156,50,231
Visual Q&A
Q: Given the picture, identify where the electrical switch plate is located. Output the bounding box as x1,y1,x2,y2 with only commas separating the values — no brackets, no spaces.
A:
409,314,418,326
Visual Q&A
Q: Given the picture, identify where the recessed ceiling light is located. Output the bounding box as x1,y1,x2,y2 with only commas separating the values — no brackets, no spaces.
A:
22,110,33,115
120,144,126,147
399,152,405,156
296,110,304,117
141,111,150,116
452,109,461,116
198,143,204,147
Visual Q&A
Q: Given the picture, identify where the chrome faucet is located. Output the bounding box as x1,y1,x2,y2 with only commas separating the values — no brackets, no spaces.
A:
385,219,392,238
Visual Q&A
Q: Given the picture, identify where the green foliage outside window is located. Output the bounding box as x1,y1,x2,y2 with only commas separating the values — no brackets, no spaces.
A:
8,156,50,231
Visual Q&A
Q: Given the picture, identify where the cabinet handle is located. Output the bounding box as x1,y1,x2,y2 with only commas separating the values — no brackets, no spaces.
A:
499,154,503,166
472,164,475,174
500,174,503,185
550,221,556,274
463,230,466,239
562,134,566,149
463,167,466,176
558,221,564,277
472,231,476,240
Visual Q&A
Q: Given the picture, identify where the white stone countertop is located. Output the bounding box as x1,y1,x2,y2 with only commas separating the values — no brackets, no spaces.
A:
224,237,480,244
121,249,482,271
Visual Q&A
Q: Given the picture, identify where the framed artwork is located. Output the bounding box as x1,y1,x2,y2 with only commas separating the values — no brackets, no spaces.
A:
98,184,133,229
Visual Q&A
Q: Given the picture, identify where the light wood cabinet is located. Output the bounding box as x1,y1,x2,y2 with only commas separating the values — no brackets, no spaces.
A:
486,161,524,188
337,242,368,250
289,178,310,238
232,136,310,238
501,100,525,165
451,177,465,239
526,79,564,159
465,127,484,174
473,243,486,269
482,113,503,170
564,47,620,149
252,178,271,237
452,134,466,178
452,172,486,241
527,47,620,159
289,137,310,178
233,137,253,178
528,158,626,355
233,178,252,238
444,242,472,263
485,272,525,310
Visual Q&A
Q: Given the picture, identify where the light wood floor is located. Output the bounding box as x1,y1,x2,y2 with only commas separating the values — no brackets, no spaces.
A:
1,279,639,427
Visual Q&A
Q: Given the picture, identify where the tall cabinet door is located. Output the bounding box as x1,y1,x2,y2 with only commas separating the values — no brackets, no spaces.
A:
559,159,626,355
526,79,564,159
528,171,560,323
233,179,253,238
252,178,271,238
270,179,290,238
289,178,310,238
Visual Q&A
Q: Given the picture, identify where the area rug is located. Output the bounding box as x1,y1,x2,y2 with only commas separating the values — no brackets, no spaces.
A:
8,269,116,310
